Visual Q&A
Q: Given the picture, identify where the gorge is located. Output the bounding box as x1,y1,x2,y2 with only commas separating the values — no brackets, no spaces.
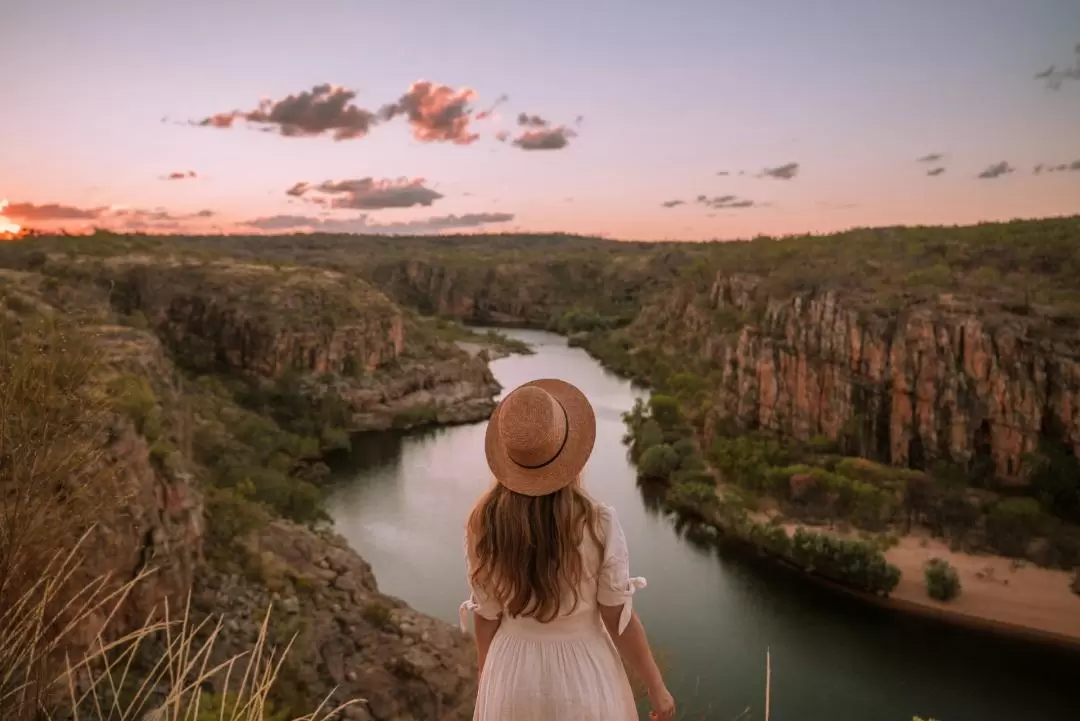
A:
1,217,1079,720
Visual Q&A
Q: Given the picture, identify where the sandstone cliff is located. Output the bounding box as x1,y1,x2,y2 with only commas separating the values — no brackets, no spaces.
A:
104,258,501,430
623,272,1080,486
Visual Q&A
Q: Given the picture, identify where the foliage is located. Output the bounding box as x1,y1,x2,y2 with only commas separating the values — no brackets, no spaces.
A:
986,497,1044,557
638,444,680,481
710,435,790,490
787,527,901,595
924,558,961,602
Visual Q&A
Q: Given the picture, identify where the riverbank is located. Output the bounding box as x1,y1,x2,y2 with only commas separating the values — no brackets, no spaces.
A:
884,531,1080,646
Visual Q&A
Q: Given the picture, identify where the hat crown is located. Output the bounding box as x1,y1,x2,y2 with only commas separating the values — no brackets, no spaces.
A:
498,386,567,469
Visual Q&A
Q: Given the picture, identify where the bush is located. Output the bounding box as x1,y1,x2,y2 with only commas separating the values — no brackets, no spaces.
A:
986,497,1043,557
666,481,718,519
710,434,789,491
638,443,680,481
789,527,901,596
924,557,961,601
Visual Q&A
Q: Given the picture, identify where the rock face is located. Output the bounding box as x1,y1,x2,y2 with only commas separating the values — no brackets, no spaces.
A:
193,520,477,721
109,260,500,429
629,273,1080,485
0,260,481,718
63,326,204,655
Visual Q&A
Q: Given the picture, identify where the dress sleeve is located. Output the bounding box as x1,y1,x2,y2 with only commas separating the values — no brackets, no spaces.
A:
459,528,502,633
596,504,647,636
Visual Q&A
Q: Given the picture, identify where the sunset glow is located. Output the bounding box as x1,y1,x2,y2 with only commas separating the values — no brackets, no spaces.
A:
1,3,1078,240
0,199,24,238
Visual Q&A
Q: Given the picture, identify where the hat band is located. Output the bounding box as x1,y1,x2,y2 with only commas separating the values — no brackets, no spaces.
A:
512,402,570,470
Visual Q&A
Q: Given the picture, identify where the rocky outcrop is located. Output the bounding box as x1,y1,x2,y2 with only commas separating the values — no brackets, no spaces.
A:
627,272,1080,485
0,260,482,718
363,253,666,328
193,520,477,721
106,260,501,429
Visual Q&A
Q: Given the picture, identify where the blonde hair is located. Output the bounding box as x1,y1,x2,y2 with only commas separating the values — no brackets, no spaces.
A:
467,477,603,623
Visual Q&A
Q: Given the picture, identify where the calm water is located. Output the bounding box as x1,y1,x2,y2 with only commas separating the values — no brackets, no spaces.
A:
327,329,1079,721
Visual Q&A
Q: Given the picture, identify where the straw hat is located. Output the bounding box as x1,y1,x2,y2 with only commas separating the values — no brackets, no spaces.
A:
485,379,596,496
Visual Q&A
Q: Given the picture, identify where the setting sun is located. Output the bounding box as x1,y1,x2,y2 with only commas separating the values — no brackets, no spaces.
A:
0,199,23,238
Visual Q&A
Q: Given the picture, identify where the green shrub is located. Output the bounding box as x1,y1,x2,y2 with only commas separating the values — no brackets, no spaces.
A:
111,375,158,431
203,485,271,560
924,557,961,602
666,481,717,518
788,527,901,595
634,419,664,455
361,599,396,630
638,443,680,481
710,434,789,491
986,497,1043,556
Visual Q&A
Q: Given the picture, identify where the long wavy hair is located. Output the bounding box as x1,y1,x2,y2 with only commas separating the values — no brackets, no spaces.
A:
467,477,603,623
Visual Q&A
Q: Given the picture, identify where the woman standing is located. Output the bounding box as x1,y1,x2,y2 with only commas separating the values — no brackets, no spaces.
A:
460,379,676,721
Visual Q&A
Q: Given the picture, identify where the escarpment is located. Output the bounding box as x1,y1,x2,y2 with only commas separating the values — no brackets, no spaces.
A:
104,260,501,430
0,256,482,719
621,272,1080,486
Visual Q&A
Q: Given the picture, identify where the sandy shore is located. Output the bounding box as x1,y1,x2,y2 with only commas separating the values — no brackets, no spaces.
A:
883,531,1080,644
772,519,1080,644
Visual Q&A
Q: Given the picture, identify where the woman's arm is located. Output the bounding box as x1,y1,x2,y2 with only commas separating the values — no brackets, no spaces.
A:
599,605,663,692
472,614,502,675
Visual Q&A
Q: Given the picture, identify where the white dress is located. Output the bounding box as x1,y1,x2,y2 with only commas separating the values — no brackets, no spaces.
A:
459,503,646,721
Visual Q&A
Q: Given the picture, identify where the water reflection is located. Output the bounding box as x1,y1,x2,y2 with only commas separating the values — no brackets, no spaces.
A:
327,329,1080,721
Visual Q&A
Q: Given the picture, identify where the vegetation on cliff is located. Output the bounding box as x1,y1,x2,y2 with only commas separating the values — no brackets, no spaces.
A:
0,239,495,719
135,215,1079,594
4,215,1079,715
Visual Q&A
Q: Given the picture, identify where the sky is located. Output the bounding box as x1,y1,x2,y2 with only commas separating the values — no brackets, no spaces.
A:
1,0,1079,241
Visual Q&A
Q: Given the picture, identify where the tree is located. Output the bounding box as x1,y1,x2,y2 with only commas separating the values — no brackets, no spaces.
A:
638,444,679,482
924,558,961,601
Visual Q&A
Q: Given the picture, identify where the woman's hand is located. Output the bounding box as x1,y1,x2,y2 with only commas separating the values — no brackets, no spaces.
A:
648,684,675,721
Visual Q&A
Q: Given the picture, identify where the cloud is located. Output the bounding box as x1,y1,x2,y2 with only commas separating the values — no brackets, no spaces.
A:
474,93,509,121
5,202,216,230
1044,159,1080,173
926,167,946,176
163,170,198,181
661,200,685,208
377,81,480,145
197,83,378,140
976,161,1015,179
716,170,730,176
499,111,578,151
286,177,444,210
4,203,107,221
695,194,756,209
917,153,944,163
758,162,799,180
1035,43,1080,90
517,113,548,127
512,126,576,150
1034,163,1045,175
244,211,514,235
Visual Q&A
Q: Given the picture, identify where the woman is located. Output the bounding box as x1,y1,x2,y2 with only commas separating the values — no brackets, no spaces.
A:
460,378,676,721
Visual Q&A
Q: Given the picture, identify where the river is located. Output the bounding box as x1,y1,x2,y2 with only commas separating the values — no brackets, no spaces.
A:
327,329,1079,721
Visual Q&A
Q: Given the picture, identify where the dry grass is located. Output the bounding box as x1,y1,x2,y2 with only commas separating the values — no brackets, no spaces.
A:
0,318,119,603
0,316,360,720
0,531,358,720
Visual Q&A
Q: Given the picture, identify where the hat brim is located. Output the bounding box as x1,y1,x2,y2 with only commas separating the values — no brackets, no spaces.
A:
485,378,596,497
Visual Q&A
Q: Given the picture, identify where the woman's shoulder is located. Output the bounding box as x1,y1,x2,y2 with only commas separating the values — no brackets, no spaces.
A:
591,501,624,537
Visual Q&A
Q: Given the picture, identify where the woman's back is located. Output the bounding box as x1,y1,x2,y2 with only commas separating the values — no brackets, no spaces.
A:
463,502,645,721
460,378,673,721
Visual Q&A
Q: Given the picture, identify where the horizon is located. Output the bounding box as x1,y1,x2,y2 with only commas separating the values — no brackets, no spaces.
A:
2,0,1079,241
